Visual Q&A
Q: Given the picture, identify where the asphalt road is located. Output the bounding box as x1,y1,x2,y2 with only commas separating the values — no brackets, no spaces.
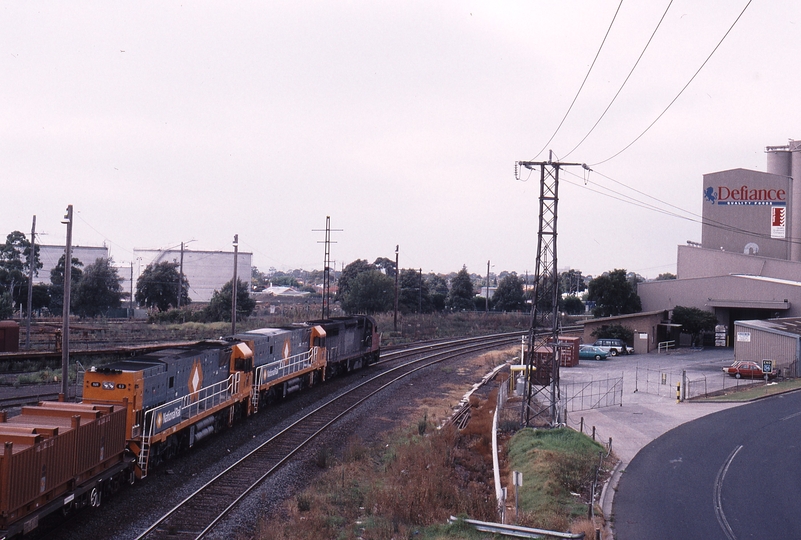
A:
613,389,801,539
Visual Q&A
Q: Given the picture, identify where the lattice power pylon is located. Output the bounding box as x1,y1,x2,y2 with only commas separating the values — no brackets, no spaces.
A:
314,216,342,319
516,154,588,427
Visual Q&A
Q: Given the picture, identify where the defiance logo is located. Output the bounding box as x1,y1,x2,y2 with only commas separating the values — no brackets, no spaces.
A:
707,185,787,206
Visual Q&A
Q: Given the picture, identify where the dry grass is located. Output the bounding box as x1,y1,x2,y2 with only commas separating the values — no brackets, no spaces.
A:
258,421,498,540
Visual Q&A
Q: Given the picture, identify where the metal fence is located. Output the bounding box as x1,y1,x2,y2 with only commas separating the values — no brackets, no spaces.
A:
561,375,624,412
634,366,682,397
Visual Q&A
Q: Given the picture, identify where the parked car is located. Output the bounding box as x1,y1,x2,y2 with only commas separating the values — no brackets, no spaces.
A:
592,338,630,356
579,345,609,361
722,360,777,379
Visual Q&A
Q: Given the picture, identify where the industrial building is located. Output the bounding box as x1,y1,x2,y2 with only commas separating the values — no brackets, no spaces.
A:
636,139,801,356
33,245,110,286
31,244,251,305
131,248,252,303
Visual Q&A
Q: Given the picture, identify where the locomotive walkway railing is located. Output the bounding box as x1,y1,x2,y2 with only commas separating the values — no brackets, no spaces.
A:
253,347,320,386
139,373,241,477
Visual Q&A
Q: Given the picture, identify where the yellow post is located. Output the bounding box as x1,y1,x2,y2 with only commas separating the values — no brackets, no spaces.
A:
677,381,681,403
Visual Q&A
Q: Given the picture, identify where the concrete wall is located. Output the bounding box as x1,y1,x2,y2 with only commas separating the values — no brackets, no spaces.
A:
639,275,801,316
677,245,801,281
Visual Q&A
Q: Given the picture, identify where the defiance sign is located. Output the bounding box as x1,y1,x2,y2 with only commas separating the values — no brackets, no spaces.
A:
705,185,787,206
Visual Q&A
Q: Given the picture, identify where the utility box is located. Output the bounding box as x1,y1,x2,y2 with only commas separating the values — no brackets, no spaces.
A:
0,321,19,352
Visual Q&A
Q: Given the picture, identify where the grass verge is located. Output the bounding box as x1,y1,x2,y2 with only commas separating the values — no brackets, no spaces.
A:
507,427,609,533
694,377,801,402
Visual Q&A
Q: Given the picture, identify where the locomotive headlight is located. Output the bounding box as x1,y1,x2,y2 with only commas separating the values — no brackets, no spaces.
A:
102,382,114,390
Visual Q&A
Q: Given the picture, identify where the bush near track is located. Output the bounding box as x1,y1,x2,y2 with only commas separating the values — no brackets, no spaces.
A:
257,362,610,540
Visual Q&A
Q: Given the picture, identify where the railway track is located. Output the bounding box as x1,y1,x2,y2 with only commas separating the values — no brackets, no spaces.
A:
134,332,521,540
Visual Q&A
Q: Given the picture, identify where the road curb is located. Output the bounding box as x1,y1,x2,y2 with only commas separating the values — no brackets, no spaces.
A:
600,458,626,539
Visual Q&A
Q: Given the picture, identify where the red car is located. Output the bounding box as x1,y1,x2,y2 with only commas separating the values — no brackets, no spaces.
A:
723,360,777,379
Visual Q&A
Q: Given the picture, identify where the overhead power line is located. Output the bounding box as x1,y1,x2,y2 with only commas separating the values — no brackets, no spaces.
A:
529,0,624,162
562,166,801,248
591,0,753,166
563,0,674,159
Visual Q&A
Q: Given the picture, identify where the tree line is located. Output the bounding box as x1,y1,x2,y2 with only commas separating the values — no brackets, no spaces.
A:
333,259,648,318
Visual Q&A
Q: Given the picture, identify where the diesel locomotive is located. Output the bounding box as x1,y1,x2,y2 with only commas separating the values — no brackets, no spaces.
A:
0,315,379,538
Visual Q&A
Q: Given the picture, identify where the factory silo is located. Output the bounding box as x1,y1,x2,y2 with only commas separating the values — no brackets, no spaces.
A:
767,140,801,261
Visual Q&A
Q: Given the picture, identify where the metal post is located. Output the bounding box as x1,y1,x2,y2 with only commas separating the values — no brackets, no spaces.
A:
231,234,238,335
177,242,185,309
418,268,422,314
60,205,73,400
393,245,399,331
129,261,134,319
25,215,35,350
486,260,490,312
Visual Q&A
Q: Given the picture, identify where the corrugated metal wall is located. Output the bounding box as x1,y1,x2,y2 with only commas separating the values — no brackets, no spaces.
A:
734,324,799,377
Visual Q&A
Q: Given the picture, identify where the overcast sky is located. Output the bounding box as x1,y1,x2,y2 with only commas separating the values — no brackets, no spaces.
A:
2,1,799,279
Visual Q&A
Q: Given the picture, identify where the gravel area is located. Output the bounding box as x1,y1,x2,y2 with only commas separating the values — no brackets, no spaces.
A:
21,347,514,540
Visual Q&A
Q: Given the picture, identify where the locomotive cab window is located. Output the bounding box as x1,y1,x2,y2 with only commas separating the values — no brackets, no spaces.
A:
169,376,174,389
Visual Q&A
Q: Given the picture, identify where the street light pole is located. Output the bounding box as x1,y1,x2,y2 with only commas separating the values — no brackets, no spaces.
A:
60,205,73,401
25,215,35,350
486,260,490,312
177,241,185,309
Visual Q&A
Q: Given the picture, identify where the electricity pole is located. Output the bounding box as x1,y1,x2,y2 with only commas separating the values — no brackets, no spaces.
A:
393,245,399,331
60,205,73,401
231,234,238,335
314,217,341,319
486,260,490,312
25,215,35,350
515,153,590,426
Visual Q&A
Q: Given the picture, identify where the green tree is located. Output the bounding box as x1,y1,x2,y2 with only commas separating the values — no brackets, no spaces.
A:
268,273,299,287
136,261,190,311
398,268,431,314
373,257,397,278
493,273,525,312
0,231,41,310
72,258,123,318
48,255,83,314
671,306,717,347
340,270,394,315
31,284,50,314
590,323,634,343
0,292,12,320
446,266,474,311
561,295,585,315
203,278,255,322
336,259,374,302
559,269,585,296
656,272,677,281
586,269,642,317
251,266,268,292
427,273,449,312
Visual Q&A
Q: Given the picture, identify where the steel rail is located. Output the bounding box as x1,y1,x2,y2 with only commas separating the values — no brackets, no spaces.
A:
135,334,519,540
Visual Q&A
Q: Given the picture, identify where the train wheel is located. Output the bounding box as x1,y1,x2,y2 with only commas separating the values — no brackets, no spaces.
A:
89,486,102,508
